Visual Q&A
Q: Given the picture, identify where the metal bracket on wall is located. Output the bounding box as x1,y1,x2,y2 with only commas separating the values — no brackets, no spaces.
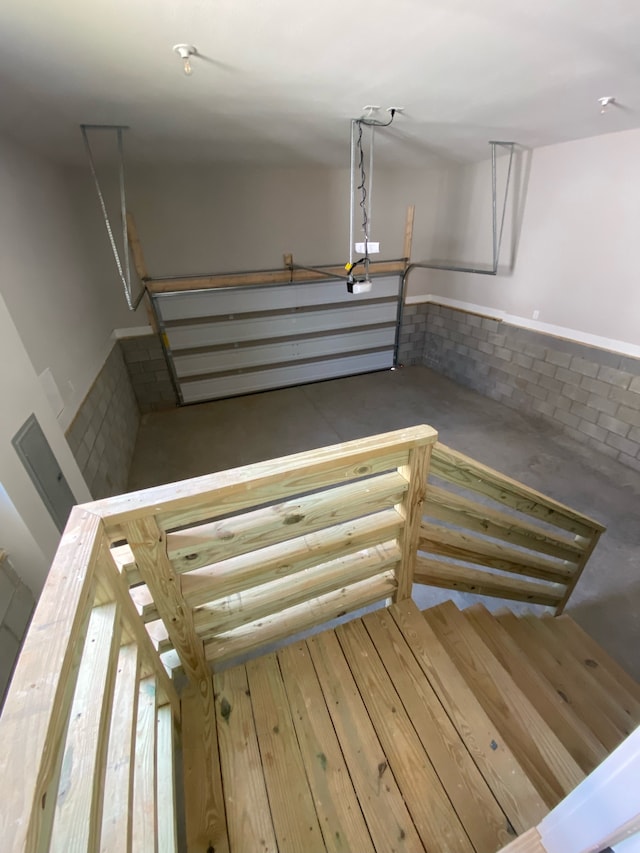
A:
80,124,146,312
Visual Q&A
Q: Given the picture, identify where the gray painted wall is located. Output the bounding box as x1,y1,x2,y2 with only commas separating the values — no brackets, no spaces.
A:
0,551,35,707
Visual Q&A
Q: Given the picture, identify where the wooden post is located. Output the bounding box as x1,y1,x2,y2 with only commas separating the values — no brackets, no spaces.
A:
403,204,415,264
394,442,434,602
554,530,602,615
126,211,158,334
124,516,228,852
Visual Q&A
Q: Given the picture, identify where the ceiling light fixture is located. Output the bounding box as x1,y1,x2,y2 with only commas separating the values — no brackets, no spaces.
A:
598,96,615,114
173,44,197,76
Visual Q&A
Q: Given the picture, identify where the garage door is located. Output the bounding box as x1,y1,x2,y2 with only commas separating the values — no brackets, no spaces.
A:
153,276,401,404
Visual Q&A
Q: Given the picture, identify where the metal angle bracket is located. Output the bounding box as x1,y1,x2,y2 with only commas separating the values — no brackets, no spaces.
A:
80,123,145,311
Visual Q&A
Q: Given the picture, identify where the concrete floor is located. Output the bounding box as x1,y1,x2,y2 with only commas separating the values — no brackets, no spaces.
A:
129,366,640,680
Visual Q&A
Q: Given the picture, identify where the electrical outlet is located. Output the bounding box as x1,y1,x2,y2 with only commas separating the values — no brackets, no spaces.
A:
355,241,380,254
533,309,540,320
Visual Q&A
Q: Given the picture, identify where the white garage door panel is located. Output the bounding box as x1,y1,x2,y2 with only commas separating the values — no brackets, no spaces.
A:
157,277,400,321
165,301,396,351
153,276,401,403
180,351,394,403
173,326,396,377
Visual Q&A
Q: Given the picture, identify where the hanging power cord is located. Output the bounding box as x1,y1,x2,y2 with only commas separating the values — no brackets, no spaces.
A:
346,109,396,290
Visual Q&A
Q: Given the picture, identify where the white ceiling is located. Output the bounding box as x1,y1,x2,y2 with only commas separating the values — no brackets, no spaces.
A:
1,0,640,167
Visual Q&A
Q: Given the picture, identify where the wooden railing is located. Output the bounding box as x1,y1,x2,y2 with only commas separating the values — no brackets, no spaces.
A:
417,443,605,614
0,425,605,851
0,425,437,851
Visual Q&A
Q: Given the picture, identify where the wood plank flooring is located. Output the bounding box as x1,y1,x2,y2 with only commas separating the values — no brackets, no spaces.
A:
187,599,640,853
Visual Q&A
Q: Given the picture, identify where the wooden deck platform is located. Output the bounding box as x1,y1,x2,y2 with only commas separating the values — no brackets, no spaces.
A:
182,599,640,853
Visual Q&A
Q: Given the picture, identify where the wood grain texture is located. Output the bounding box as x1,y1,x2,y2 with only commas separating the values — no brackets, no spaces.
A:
430,443,605,537
204,571,396,665
100,543,179,717
278,642,375,853
524,614,636,738
156,705,178,853
181,678,229,853
496,611,625,752
389,598,548,833
495,827,546,853
194,540,400,639
214,666,276,853
425,601,584,807
0,508,102,852
100,643,140,853
420,522,576,583
423,484,585,561
550,614,640,706
336,618,474,853
395,443,432,601
362,608,514,853
464,605,607,774
146,259,406,293
125,516,210,690
50,602,122,853
132,676,158,853
414,556,564,606
167,470,408,572
178,508,402,613
88,425,436,532
246,654,324,853
307,629,426,853
553,530,602,615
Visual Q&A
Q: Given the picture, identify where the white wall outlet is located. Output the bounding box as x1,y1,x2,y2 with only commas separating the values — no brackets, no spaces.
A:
533,309,540,320
355,241,380,254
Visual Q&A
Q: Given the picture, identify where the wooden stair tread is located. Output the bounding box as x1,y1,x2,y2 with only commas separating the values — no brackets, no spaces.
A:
496,611,626,753
541,613,640,716
424,600,584,808
522,614,636,740
463,604,607,774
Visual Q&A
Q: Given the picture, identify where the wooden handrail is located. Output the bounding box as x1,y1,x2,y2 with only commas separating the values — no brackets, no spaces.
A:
417,443,605,614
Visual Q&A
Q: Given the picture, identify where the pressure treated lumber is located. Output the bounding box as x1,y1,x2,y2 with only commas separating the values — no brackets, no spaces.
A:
246,654,324,853
203,570,396,664
214,666,277,853
176,508,402,614
0,508,102,852
496,611,625,752
126,211,158,333
307,629,426,852
87,425,437,533
362,608,514,853
523,614,636,738
423,484,585,562
100,643,140,853
167,470,408,572
145,259,406,294
424,601,584,807
336,618,475,852
464,605,607,774
132,676,158,853
156,705,178,853
181,679,229,853
420,522,576,583
193,541,400,639
415,556,565,606
389,598,547,833
277,641,375,853
395,443,432,600
430,443,604,538
403,204,415,261
50,602,121,853
547,613,640,706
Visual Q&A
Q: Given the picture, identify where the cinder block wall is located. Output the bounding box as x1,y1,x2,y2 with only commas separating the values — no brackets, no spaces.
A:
119,334,177,413
399,301,640,472
65,342,141,498
0,551,35,707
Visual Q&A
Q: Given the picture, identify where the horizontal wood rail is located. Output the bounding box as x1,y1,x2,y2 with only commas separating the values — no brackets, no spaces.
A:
417,443,605,614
